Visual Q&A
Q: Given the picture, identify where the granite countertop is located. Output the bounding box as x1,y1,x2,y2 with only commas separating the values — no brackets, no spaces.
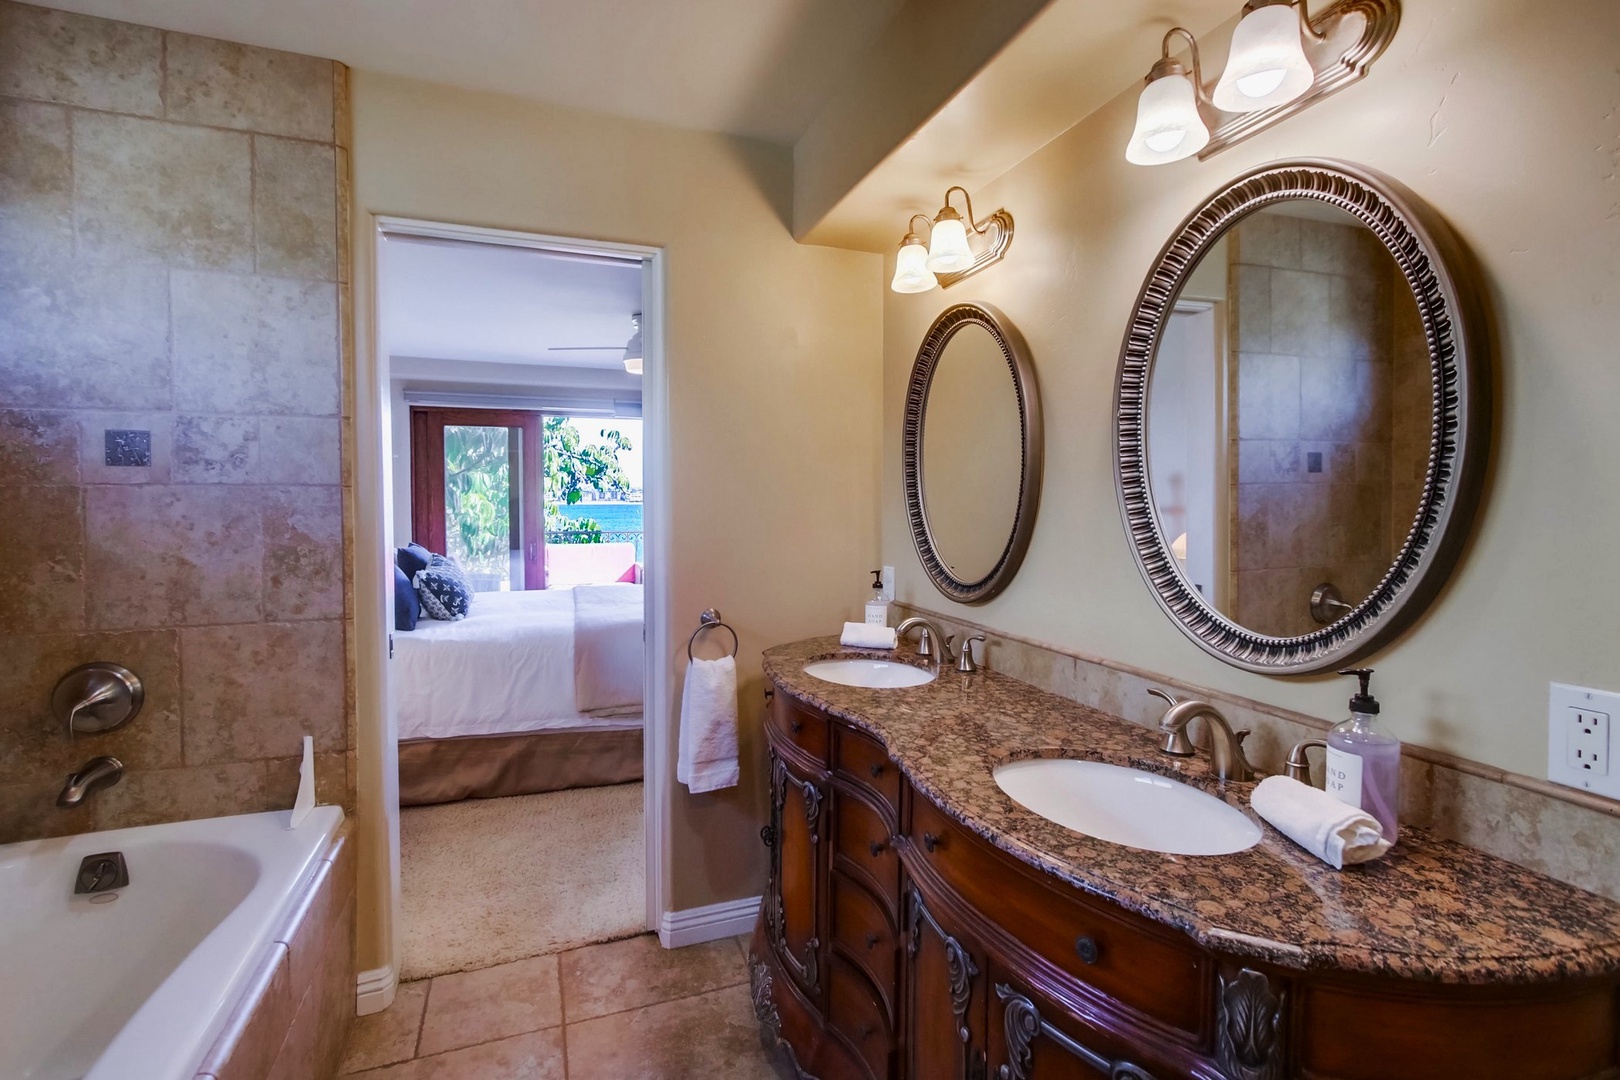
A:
763,637,1620,985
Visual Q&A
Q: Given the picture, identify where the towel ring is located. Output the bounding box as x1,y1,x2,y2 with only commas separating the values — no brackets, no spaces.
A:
688,608,739,661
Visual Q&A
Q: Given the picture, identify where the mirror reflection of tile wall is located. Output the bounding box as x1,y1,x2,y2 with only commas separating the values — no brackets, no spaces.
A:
1227,211,1429,636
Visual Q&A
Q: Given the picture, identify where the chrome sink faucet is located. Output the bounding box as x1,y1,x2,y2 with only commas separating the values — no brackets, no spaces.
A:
58,756,123,808
895,616,955,666
1148,689,1258,782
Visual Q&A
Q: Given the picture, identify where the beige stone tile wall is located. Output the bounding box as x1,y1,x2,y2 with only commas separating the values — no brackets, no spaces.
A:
894,601,1620,905
1225,211,1428,636
0,1,351,842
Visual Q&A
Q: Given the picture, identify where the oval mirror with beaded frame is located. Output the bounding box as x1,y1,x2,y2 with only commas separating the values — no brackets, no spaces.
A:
904,302,1043,605
1114,160,1491,674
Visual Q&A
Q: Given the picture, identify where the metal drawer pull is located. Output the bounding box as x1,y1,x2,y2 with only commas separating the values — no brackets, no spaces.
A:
1075,935,1100,965
866,932,880,950
789,719,803,733
764,687,774,703
857,1023,875,1040
869,763,884,779
922,832,941,853
869,840,886,857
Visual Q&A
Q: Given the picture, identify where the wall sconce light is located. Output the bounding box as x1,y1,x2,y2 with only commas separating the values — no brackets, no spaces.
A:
889,187,1014,294
1125,0,1399,166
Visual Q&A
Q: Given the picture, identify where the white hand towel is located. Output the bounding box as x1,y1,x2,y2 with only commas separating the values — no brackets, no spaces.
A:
1250,775,1392,869
678,655,739,793
840,622,898,649
288,735,315,829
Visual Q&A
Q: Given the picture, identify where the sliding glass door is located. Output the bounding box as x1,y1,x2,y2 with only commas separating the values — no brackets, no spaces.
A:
409,408,543,590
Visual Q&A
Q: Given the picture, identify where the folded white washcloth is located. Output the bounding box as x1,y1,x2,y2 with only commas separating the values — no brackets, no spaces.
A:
677,655,739,794
840,622,898,649
1250,775,1392,869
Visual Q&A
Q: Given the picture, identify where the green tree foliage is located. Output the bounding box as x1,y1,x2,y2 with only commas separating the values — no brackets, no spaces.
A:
443,425,512,577
543,416,632,544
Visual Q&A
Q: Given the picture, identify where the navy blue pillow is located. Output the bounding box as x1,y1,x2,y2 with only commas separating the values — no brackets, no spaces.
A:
414,555,472,621
396,543,431,579
394,565,420,631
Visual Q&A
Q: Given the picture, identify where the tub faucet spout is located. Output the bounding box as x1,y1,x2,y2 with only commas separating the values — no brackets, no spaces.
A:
57,755,123,808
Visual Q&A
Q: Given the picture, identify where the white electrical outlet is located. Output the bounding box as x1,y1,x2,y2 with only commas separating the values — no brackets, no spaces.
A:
1548,683,1620,798
1567,708,1610,774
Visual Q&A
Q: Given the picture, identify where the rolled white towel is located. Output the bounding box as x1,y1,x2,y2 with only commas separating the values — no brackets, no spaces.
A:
840,622,897,649
1250,775,1392,869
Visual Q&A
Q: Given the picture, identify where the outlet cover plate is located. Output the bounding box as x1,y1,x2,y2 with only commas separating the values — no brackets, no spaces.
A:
1548,683,1620,798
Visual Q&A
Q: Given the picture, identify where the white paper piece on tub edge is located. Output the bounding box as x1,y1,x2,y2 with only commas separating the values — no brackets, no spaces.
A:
289,734,315,829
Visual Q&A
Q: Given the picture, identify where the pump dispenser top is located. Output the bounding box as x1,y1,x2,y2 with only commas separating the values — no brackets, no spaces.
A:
1342,667,1379,714
1324,667,1400,843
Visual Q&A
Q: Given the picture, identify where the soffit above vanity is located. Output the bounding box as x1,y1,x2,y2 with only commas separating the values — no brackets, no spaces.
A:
793,0,1241,250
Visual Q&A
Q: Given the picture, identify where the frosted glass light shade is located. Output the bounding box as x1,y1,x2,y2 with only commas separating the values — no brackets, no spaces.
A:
1212,3,1314,113
926,214,974,274
890,237,938,293
622,326,643,374
1125,73,1209,165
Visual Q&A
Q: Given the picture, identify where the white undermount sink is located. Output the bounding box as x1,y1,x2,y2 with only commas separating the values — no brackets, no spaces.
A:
993,758,1261,856
803,659,936,689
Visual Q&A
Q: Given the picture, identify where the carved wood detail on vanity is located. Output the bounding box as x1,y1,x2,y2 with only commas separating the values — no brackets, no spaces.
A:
748,653,1620,1080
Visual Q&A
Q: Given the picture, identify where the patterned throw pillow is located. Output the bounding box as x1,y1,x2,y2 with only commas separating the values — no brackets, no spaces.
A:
414,555,472,621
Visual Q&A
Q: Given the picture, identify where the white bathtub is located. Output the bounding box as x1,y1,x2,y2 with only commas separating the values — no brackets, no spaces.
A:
0,805,344,1080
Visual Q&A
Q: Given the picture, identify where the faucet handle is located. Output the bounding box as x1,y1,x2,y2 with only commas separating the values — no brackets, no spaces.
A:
914,627,935,658
957,634,986,673
1285,739,1328,784
1146,687,1180,708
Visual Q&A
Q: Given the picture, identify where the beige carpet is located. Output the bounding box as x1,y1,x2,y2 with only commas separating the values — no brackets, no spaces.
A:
399,783,646,981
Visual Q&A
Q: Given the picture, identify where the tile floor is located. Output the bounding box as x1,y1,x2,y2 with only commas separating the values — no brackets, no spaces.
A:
338,933,790,1079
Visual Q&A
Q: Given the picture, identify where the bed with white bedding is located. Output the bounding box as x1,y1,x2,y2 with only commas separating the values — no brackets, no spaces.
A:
393,584,644,805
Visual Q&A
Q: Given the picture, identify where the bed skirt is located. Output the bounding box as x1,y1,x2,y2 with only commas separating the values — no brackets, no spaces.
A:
398,726,644,807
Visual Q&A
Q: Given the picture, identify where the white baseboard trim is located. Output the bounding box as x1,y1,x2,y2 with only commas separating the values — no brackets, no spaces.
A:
657,895,762,949
356,965,398,1015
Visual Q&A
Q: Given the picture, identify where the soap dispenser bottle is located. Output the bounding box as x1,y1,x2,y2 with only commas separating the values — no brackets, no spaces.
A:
1325,668,1400,843
864,570,889,627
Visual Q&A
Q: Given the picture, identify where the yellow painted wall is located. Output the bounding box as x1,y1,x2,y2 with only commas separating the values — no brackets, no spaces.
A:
350,73,883,971
883,0,1620,777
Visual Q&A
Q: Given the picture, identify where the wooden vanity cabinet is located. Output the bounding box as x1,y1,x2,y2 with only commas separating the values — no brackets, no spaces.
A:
751,686,1620,1080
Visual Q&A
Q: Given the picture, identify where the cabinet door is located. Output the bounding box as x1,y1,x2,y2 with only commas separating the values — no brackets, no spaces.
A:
765,749,826,1001
903,884,989,1080
987,972,1162,1080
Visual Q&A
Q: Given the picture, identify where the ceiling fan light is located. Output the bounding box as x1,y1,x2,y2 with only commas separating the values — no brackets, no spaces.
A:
1212,2,1315,113
622,313,643,375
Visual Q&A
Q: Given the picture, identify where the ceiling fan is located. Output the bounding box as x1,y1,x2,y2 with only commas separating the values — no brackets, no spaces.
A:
548,313,642,374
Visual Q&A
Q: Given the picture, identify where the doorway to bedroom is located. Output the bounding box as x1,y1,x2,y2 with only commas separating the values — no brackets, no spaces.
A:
377,222,658,982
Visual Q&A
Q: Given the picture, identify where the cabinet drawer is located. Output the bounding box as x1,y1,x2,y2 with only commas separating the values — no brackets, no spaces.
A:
769,688,829,765
832,790,900,914
907,790,1208,1036
834,724,900,818
830,873,896,1019
828,955,894,1080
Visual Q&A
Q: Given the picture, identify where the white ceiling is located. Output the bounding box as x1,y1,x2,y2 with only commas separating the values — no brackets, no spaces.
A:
37,0,904,143
379,236,643,370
